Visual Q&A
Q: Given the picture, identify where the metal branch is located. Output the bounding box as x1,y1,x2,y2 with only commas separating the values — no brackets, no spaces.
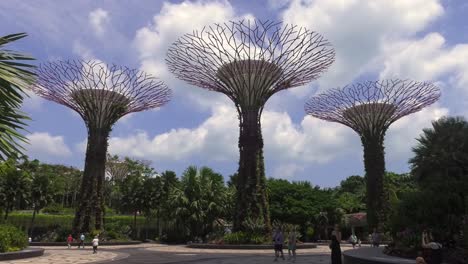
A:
305,80,441,137
166,19,335,106
32,60,172,129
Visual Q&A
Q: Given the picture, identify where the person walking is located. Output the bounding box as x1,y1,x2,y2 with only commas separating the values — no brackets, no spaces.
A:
371,228,380,247
331,224,342,242
329,234,342,264
273,227,285,261
92,236,99,254
349,233,358,248
287,228,298,262
78,233,85,249
67,234,73,249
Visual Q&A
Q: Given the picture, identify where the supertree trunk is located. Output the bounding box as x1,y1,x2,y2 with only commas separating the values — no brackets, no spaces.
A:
256,127,271,233
234,108,270,232
362,135,386,229
73,128,109,233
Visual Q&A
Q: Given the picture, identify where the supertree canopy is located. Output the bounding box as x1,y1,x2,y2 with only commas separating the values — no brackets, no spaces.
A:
167,20,334,231
305,80,440,228
32,60,171,233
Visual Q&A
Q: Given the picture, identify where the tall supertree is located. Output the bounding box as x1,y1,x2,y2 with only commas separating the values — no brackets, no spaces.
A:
305,80,440,228
166,20,334,231
32,60,171,233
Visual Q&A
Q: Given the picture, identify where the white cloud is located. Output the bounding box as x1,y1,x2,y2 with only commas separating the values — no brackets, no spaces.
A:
280,0,444,92
134,0,253,110
72,41,95,59
81,104,354,179
89,8,110,36
386,105,449,161
271,163,304,179
22,90,45,111
26,132,72,157
379,33,468,89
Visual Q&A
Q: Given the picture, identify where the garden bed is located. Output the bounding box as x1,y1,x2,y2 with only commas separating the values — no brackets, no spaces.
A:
343,247,414,264
0,248,44,261
187,243,317,250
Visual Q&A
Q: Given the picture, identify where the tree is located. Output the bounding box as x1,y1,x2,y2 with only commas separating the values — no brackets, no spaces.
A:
170,166,227,241
0,33,36,160
32,60,171,233
28,168,54,236
305,80,440,228
403,116,468,235
0,159,30,220
167,20,335,232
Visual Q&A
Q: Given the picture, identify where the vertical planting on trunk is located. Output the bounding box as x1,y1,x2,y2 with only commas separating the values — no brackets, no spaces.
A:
167,20,334,231
32,60,171,234
305,80,440,229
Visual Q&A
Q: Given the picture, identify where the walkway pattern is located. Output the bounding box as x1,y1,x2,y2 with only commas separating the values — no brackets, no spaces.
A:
2,244,357,263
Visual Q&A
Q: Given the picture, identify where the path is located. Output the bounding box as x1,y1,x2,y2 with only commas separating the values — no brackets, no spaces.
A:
3,244,359,263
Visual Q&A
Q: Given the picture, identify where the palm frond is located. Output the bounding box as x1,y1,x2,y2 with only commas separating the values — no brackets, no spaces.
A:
0,32,36,160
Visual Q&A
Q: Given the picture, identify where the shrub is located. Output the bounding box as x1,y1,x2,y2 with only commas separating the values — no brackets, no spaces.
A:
223,231,266,244
243,217,265,235
223,232,249,244
306,227,314,238
0,224,28,252
42,204,74,215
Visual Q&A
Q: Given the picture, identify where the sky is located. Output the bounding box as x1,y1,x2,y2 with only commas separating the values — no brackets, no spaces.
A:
1,0,467,187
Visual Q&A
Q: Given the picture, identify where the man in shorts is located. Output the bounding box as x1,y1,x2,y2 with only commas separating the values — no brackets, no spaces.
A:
273,227,285,261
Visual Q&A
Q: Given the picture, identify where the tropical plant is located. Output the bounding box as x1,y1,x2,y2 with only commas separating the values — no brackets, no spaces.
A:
0,33,36,160
0,224,28,252
0,159,31,220
170,166,227,241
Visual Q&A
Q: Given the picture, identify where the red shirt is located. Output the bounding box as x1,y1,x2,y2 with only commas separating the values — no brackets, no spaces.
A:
67,236,73,243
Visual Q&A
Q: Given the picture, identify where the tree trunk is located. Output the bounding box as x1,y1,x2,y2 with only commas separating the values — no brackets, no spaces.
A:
73,128,109,234
29,206,37,237
362,135,387,229
133,211,137,238
4,204,10,220
233,108,270,232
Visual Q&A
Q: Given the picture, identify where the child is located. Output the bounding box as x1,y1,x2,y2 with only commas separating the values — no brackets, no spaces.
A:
92,236,99,254
287,228,298,262
67,234,73,249
416,251,427,264
78,233,85,248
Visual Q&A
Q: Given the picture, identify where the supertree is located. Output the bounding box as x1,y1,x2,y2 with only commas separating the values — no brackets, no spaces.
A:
166,20,334,231
305,80,440,228
32,60,171,233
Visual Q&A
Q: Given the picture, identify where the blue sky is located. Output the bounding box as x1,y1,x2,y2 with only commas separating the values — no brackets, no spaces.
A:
1,0,467,187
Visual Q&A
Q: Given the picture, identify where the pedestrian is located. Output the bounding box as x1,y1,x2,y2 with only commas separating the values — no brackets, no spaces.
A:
67,234,73,249
331,224,342,242
371,228,380,247
287,227,298,262
92,236,99,254
273,227,285,261
349,233,358,248
78,233,85,248
329,234,342,264
416,251,427,264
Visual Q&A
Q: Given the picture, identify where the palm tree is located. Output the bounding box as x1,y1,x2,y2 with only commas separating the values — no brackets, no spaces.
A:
0,33,36,160
410,116,468,221
170,166,227,241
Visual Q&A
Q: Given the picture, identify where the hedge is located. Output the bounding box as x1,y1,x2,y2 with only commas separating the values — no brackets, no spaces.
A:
3,213,153,229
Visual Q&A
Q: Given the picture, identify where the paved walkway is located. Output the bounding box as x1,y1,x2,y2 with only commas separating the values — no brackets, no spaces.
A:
2,244,358,263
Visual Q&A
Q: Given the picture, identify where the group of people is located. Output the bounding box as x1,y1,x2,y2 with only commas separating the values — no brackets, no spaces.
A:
272,224,385,264
66,233,100,254
272,227,299,262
